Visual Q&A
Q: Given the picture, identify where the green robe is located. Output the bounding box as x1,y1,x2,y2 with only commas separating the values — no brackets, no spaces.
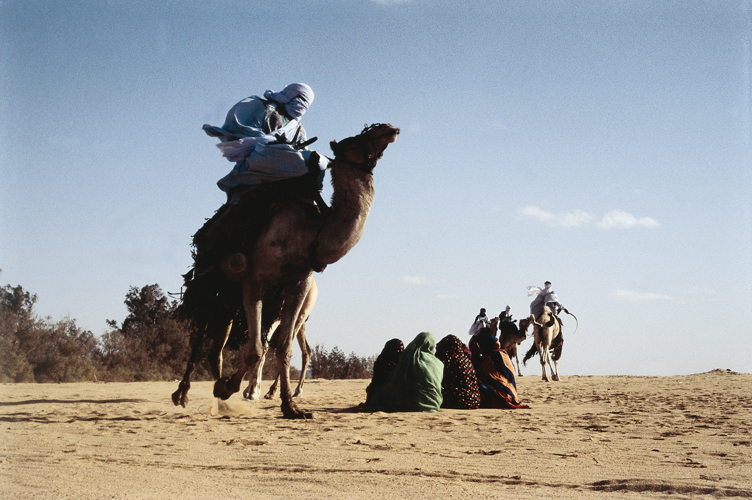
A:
369,332,444,412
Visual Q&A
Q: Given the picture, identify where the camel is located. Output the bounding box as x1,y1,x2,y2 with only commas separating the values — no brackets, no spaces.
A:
210,123,399,418
243,278,316,401
490,317,526,376
519,306,561,382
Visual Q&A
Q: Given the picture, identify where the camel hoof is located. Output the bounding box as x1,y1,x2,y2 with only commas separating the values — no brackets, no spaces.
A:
281,400,313,419
171,391,188,408
172,384,189,408
213,376,237,401
264,392,275,400
243,386,262,401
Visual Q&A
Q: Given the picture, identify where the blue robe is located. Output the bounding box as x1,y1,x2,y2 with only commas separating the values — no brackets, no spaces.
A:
203,95,327,203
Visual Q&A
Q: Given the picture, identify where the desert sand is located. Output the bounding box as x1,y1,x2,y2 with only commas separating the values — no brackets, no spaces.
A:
1,370,750,499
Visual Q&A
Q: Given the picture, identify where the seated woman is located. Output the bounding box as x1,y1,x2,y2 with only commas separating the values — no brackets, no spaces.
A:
469,328,529,409
367,332,443,412
364,338,404,406
435,335,480,409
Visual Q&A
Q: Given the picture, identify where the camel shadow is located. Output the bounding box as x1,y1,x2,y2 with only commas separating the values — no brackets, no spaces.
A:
0,398,147,406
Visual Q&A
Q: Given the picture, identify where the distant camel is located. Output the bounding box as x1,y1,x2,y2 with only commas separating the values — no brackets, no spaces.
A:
489,317,526,354
519,306,562,382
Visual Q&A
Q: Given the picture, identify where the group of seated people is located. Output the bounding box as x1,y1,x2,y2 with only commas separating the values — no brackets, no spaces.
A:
364,329,529,412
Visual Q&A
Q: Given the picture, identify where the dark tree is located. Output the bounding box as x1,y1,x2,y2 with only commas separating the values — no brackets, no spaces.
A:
100,284,190,381
309,344,375,380
0,282,99,382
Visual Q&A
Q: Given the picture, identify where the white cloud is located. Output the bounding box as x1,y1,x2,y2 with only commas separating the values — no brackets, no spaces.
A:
403,275,428,285
597,210,660,229
611,289,672,302
519,205,659,229
518,205,595,227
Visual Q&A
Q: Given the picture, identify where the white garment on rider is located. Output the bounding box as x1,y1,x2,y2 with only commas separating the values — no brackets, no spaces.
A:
528,285,561,318
468,314,490,336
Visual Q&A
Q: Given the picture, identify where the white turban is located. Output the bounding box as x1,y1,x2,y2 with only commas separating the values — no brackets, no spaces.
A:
264,83,314,120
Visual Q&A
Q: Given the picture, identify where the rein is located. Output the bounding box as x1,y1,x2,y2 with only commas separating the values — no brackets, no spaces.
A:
307,221,328,273
561,308,579,335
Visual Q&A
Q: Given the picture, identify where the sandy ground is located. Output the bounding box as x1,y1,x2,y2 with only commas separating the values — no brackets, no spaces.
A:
1,370,750,499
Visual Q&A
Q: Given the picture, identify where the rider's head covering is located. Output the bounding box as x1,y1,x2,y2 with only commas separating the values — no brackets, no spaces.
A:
544,281,552,287
264,83,314,120
505,305,511,312
480,308,486,314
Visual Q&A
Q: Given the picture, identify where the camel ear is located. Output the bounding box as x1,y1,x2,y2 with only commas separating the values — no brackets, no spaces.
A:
329,140,338,155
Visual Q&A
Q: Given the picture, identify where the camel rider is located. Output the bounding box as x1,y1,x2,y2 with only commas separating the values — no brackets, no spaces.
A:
499,305,513,323
475,308,490,326
203,83,330,205
527,281,564,321
469,308,490,336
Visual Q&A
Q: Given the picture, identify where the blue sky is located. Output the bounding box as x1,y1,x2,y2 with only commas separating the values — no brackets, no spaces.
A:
2,0,750,376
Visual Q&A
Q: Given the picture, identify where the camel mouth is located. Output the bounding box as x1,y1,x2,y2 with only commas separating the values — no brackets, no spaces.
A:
372,123,400,143
329,123,400,163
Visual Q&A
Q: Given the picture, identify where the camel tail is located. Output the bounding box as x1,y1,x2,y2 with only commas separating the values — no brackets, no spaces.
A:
522,343,538,366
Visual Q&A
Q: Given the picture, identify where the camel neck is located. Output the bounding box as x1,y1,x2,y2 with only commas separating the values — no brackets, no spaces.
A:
315,162,375,265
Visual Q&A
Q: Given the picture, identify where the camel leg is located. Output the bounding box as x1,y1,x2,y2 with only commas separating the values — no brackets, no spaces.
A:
172,327,205,407
264,279,316,400
537,341,550,382
244,321,277,400
173,303,236,407
265,374,280,399
509,345,523,377
264,324,283,399
243,341,269,400
275,277,314,419
550,335,561,382
292,278,316,398
549,331,563,382
533,326,549,382
214,279,264,400
293,323,311,398
544,352,557,382
265,325,309,399
264,323,308,399
207,319,233,380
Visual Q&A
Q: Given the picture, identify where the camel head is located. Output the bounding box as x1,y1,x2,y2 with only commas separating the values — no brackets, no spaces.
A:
518,315,535,335
329,123,400,173
497,321,526,352
489,316,499,335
